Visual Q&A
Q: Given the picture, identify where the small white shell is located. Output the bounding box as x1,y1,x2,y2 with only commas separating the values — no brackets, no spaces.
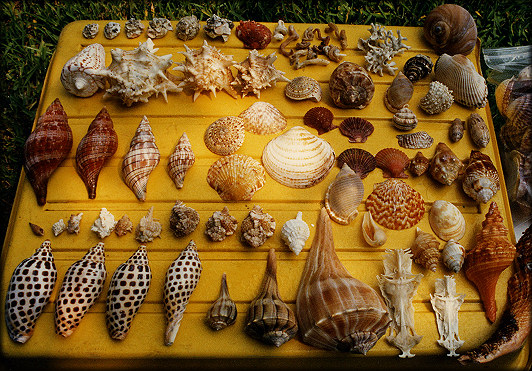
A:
60,44,107,97
442,239,465,273
362,212,387,247
66,212,83,235
91,208,117,239
281,211,310,255
273,20,288,41
136,206,162,242
324,164,364,225
429,200,466,241
52,219,66,237
104,22,121,39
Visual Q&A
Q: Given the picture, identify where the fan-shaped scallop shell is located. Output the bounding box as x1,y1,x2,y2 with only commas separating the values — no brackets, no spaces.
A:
167,132,195,189
384,72,414,112
410,228,440,272
325,164,364,225
442,239,465,273
429,142,464,186
303,107,337,135
281,211,310,255
429,200,466,241
339,117,374,143
403,54,433,82
449,118,465,142
239,102,287,135
261,126,335,188
467,113,490,148
60,43,107,97
396,131,434,149
462,150,500,204
329,62,374,109
206,154,265,201
206,273,237,331
392,105,418,131
362,212,387,247
285,76,322,102
204,116,246,156
337,148,376,179
366,179,425,230
420,81,454,115
375,148,410,178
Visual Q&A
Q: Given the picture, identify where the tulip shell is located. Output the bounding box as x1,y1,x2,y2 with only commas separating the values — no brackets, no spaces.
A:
325,164,364,225
429,200,466,241
362,212,387,247
206,273,237,331
167,132,195,189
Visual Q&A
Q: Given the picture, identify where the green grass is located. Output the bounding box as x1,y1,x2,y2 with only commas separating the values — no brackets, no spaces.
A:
0,0,530,240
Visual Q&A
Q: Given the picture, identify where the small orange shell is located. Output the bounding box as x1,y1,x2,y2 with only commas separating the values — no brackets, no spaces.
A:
410,228,440,272
204,116,246,156
303,107,337,135
337,148,376,179
339,117,374,143
429,142,464,186
409,151,430,177
375,148,410,178
236,20,272,49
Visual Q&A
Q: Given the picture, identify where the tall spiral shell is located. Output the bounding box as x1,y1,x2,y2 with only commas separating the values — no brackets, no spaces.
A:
24,98,73,206
410,228,440,272
60,43,107,97
329,62,374,109
462,150,500,204
75,107,118,199
167,132,195,189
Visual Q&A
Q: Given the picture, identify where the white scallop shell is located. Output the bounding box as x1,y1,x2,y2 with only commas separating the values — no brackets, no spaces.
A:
324,164,364,225
362,211,387,247
238,102,287,135
428,200,466,241
60,44,107,97
442,239,465,273
281,211,310,255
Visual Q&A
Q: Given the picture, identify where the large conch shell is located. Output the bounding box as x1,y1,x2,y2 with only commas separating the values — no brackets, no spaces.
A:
60,43,107,97
462,150,500,204
324,164,364,225
329,62,374,109
24,98,73,206
296,208,391,354
167,132,195,189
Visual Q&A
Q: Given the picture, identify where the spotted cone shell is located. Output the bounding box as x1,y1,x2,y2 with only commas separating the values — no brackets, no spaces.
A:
206,273,237,331
325,164,364,225
4,240,57,344
167,132,195,189
462,150,500,204
60,43,107,97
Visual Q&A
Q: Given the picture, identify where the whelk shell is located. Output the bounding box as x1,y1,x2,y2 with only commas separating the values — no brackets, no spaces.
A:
442,239,465,273
204,206,238,242
281,211,310,255
204,116,246,156
240,205,276,248
403,54,433,82
284,76,322,102
239,101,287,135
60,43,107,97
384,71,414,112
429,200,466,241
429,142,464,186
462,150,500,204
324,164,364,225
303,107,337,135
167,132,195,189
392,105,418,131
467,112,490,148
449,118,465,142
419,81,454,115
375,148,410,178
337,148,376,179
396,131,434,149
114,214,133,237
362,211,387,247
329,62,374,109
339,117,374,143
206,273,237,331
410,227,440,272
29,222,45,236
169,200,200,238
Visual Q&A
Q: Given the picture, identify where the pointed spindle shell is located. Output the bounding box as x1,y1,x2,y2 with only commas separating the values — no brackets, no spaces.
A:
206,273,237,331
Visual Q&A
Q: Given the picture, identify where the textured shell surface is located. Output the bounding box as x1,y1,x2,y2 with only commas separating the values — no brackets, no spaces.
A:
429,142,464,186
396,131,434,149
410,227,440,272
495,76,532,117
281,211,310,255
366,179,425,230
204,14,234,42
206,273,237,331
136,206,162,243
377,248,423,358
106,245,151,340
325,164,364,225
423,4,477,56
442,239,466,273
362,211,387,247
337,148,376,179
419,81,454,115
147,18,173,39
104,22,121,39
462,150,500,204
296,208,391,354
246,249,298,347
176,15,200,41
303,107,337,135
163,240,202,346
167,132,195,189
236,20,272,49
55,242,106,337
206,154,265,201
429,200,466,241
392,105,418,131
5,240,57,344
238,101,287,135
75,107,118,199
24,98,73,206
52,219,66,237
122,116,160,201
91,208,117,239
339,117,374,143
124,18,144,39
375,147,410,178
169,200,200,238
82,23,99,39
384,72,414,112
403,54,433,82
329,62,375,109
114,214,133,237
204,116,246,156
506,93,532,133
205,206,238,242
467,113,490,148
240,205,276,248
449,118,465,142
434,54,487,108
284,76,322,102
60,43,107,97
261,126,335,188
66,212,83,235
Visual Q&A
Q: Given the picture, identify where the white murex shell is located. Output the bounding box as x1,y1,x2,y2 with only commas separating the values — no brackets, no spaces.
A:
362,211,387,247
428,200,466,241
91,208,117,239
442,239,465,273
324,164,364,225
60,43,107,97
281,211,310,255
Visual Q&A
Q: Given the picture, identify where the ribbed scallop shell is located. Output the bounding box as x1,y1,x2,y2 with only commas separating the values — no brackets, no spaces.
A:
410,228,440,272
60,43,107,97
396,131,434,149
442,239,465,273
281,211,310,255
337,148,376,179
303,107,337,135
329,62,374,109
429,200,466,241
392,105,418,131
409,151,430,176
122,116,160,201
262,126,335,188
206,273,237,331
449,118,465,142
467,113,490,148
167,132,195,189
206,154,265,201
285,76,322,102
204,116,245,156
429,142,464,186
420,81,454,114
366,179,425,230
24,98,73,206
75,107,118,199
239,101,287,135
362,211,387,247
403,54,433,82
375,148,410,178
384,72,414,112
339,117,374,143
462,150,500,204
325,164,364,225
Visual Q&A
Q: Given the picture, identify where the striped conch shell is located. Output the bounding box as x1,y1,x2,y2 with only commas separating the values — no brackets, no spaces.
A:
122,116,160,201
324,164,364,225
410,228,440,272
4,240,57,344
167,132,195,189
60,43,107,97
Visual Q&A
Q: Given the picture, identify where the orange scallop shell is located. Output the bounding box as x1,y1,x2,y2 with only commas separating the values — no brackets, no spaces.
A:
375,148,410,178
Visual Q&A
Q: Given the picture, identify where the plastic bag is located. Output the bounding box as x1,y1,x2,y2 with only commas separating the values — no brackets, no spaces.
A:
483,45,532,85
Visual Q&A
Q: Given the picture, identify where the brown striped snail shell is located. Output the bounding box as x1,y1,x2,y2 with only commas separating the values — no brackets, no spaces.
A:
467,113,490,148
329,62,374,109
403,54,433,82
392,105,418,131
206,273,237,331
442,239,465,273
167,132,195,189
462,150,500,204
409,151,431,177
410,228,440,272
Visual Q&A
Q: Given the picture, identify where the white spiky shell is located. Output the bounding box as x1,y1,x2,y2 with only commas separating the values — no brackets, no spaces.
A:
167,132,195,189
419,81,454,115
442,239,465,273
428,200,466,241
281,211,310,255
91,208,117,239
324,164,364,225
135,206,162,243
60,43,107,97
238,101,287,135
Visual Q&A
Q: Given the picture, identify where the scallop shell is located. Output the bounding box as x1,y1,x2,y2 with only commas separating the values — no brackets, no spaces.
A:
124,18,144,39
403,54,433,82
60,43,107,97
175,15,200,41
434,54,487,108
449,118,465,142
281,211,310,255
442,239,465,273
362,211,387,247
429,200,466,241
169,200,200,238
204,116,246,156
114,214,133,237
261,126,335,188
462,150,500,204
147,18,173,39
236,20,272,49
240,205,276,248
303,107,337,135
392,105,418,131
82,23,99,39
410,228,440,272
238,102,287,135
366,179,425,230
206,273,237,331
375,148,410,178
339,117,374,143
135,206,162,243
284,76,322,102
325,164,364,225
167,132,195,189
104,22,121,39
384,72,414,112
429,142,464,186
420,81,454,115
329,62,374,109
206,154,266,201
336,148,376,179
204,206,238,242
204,14,234,42
467,113,490,148
396,131,434,149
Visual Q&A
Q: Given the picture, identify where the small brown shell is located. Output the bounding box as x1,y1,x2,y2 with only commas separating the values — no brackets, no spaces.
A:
384,72,414,113
204,116,246,156
240,205,275,248
236,21,272,49
449,118,465,142
467,113,490,148
303,107,337,135
396,131,434,149
392,105,418,131
29,222,45,236
206,273,237,331
169,200,200,238
239,102,287,135
339,117,374,143
429,142,464,186
337,148,376,179
325,164,365,225
114,214,133,237
403,54,433,82
375,148,410,178
410,228,440,272
329,62,374,109
285,76,322,102
205,207,238,242
409,151,431,177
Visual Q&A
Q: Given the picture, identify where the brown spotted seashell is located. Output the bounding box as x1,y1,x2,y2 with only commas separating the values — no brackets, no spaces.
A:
60,43,107,97
384,72,414,113
329,62,374,109
396,131,434,149
429,200,466,241
206,273,237,331
410,228,440,272
449,118,465,142
467,113,490,148
239,101,287,135
403,54,433,82
420,81,454,115
240,205,276,248
169,200,200,238
337,148,376,179
429,142,464,186
366,179,425,230
285,76,322,102
409,151,430,177
462,150,500,204
303,107,337,135
204,116,246,156
167,132,195,189
236,20,272,49
325,164,364,225
207,154,266,201
423,4,478,56
375,148,410,178
392,105,418,131
339,117,374,143
24,98,73,206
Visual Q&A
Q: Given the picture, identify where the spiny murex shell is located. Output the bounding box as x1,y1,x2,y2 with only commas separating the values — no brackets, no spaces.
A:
240,205,276,248
91,207,117,239
362,211,387,247
206,273,237,331
325,164,364,225
442,239,465,273
429,200,466,241
167,132,195,189
281,211,310,255
262,126,335,189
136,206,162,243
238,101,287,135
60,43,107,97
462,150,500,204
419,81,454,114
285,76,322,102
410,227,440,272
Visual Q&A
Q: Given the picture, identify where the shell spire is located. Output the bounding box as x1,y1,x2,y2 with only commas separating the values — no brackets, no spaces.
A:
167,132,195,189
206,273,237,331
60,43,107,97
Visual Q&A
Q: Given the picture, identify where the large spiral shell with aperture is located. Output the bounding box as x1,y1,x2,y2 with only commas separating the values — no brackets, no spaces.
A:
60,43,107,97
329,62,374,109
325,164,364,225
462,150,500,204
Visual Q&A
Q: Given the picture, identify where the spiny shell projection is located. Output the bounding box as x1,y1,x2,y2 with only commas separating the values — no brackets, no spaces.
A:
75,107,118,199
325,164,364,225
204,206,238,242
236,20,272,49
167,132,195,189
297,208,391,354
442,239,466,273
329,62,375,109
339,117,374,143
169,200,200,238
105,39,181,106
337,148,376,179
60,43,107,97
285,76,322,102
115,214,133,237
135,206,162,243
24,98,73,206
147,18,173,39
238,101,287,135
396,131,434,149
163,240,202,346
429,200,466,241
303,107,337,135
206,273,237,331
67,212,83,235
4,240,57,344
410,228,440,272
434,53,487,108
449,118,465,142
55,242,107,337
462,150,500,204
429,142,464,186
104,22,121,40
206,154,265,201
366,179,425,230
403,54,433,82
240,205,276,248
124,18,144,39
122,116,160,201
106,245,151,340
246,249,298,347
463,202,516,323
375,148,410,178
204,116,246,156
392,105,418,131
384,72,414,113
204,14,234,42
174,41,237,101
91,208,117,239
175,15,200,41
362,211,387,247
262,126,335,188
82,23,99,39
467,112,490,148
281,211,310,255
420,81,454,115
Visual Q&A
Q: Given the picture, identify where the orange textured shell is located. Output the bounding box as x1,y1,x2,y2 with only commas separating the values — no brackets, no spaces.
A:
429,142,464,186
235,20,272,49
375,148,410,178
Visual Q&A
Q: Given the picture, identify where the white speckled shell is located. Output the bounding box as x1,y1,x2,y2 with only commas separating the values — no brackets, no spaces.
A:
429,200,466,241
239,102,287,135
324,164,364,225
281,211,310,255
442,240,465,273
419,81,454,115
60,44,107,97
284,76,322,102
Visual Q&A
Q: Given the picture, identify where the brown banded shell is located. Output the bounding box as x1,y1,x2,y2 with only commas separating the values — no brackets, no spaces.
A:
442,239,465,273
337,148,376,179
384,72,414,112
495,77,532,118
403,54,433,82
329,62,374,109
240,205,276,248
449,118,465,142
239,101,287,135
392,105,418,131
375,148,410,178
396,131,434,149
303,107,337,135
429,200,466,241
462,150,500,204
339,117,374,143
429,142,464,186
205,207,238,242
169,200,200,238
285,76,322,102
420,81,454,115
325,164,364,225
167,132,195,189
467,113,490,148
206,273,237,331
410,228,440,272
204,116,246,156
409,151,430,177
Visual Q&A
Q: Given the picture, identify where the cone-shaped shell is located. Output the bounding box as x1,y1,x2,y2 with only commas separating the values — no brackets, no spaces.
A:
206,273,237,331
375,148,410,178
362,212,387,247
329,62,374,109
337,148,376,179
204,116,245,156
167,132,195,189
245,249,298,347
60,43,107,97
262,126,335,188
281,211,310,255
442,239,465,273
76,107,118,199
384,72,414,113
239,101,287,135
429,200,466,241
429,142,464,186
462,150,500,204
24,98,73,206
325,164,364,225
339,117,374,143
285,76,322,102
410,228,440,272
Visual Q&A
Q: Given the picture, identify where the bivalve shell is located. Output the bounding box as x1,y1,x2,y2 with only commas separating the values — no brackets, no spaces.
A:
384,72,414,112
420,81,454,115
204,116,246,156
429,200,466,241
442,239,465,273
239,102,287,135
285,76,322,102
396,131,434,149
467,113,490,148
337,148,376,179
392,105,418,131
303,107,337,135
375,148,410,178
339,117,374,143
325,164,364,225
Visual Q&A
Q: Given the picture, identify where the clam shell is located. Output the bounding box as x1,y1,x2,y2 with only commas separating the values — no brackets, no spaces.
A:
410,228,440,272
337,148,376,179
339,117,374,143
419,81,454,115
204,116,246,156
262,126,335,188
325,164,364,225
167,132,195,189
206,154,266,201
384,72,414,112
303,107,337,135
329,62,374,109
429,142,464,186
392,105,418,131
206,273,237,331
60,44,107,97
442,239,465,273
449,118,465,142
362,211,387,247
375,148,410,178
403,54,433,82
281,211,310,255
429,200,466,241
462,150,500,204
467,113,490,148
409,151,430,177
396,131,434,149
285,76,322,102
239,101,287,135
